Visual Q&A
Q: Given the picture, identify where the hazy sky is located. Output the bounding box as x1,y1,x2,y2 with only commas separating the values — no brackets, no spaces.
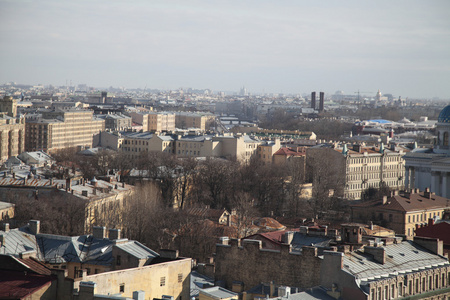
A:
1,0,450,98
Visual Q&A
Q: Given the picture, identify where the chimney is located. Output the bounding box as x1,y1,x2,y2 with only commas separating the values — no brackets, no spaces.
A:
29,220,40,235
66,178,71,191
78,281,96,300
218,236,229,245
0,234,5,247
413,236,443,256
424,187,432,199
3,223,9,232
428,218,435,226
382,196,388,205
364,246,386,264
226,214,231,227
108,228,121,240
82,190,88,197
133,291,145,300
283,231,294,244
269,281,275,297
93,226,106,239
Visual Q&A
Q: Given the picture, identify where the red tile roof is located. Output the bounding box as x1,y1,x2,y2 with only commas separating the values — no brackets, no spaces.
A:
0,271,53,299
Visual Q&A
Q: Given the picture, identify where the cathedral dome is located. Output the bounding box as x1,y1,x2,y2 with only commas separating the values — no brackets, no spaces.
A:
438,105,450,123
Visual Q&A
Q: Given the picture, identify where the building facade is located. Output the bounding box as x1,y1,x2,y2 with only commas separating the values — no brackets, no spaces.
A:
25,109,105,153
0,96,25,163
404,104,450,198
350,188,450,236
308,144,406,200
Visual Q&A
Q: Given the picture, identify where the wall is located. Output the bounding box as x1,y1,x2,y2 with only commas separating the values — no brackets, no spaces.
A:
214,239,321,290
73,258,191,300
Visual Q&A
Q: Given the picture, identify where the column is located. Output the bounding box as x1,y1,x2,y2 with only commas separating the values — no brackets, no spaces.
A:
430,171,438,194
442,173,448,198
405,167,410,189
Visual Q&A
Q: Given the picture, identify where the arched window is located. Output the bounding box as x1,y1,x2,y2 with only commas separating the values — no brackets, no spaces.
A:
444,132,449,146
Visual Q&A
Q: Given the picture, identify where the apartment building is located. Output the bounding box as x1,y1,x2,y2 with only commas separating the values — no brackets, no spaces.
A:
307,144,406,200
120,132,175,159
0,96,25,163
98,113,132,131
350,188,450,236
175,112,214,131
257,139,281,164
25,109,105,153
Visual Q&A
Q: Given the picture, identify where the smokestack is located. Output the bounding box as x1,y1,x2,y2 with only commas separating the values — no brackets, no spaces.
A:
93,226,106,239
311,92,316,110
319,92,324,112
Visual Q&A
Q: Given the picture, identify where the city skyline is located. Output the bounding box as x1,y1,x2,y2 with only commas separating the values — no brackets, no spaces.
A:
1,0,450,98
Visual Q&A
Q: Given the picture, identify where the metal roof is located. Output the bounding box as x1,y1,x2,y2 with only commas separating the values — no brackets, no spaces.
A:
114,241,159,260
343,241,449,283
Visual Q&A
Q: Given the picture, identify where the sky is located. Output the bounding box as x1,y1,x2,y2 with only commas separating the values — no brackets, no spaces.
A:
1,0,450,98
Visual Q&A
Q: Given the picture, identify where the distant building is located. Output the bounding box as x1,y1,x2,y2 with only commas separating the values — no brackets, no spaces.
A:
307,144,406,200
0,96,26,163
404,104,450,198
257,139,281,164
25,109,105,153
175,112,214,131
97,113,132,131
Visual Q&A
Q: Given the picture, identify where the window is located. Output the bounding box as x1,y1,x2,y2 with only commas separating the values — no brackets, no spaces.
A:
422,278,425,291
391,284,394,299
398,282,403,296
120,284,125,293
178,273,183,283
416,279,419,293
160,276,166,286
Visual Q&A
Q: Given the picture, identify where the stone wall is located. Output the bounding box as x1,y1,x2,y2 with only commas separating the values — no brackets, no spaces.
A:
214,238,321,290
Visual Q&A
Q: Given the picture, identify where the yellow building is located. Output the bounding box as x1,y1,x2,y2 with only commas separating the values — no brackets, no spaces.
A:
148,112,176,132
350,188,450,236
0,201,14,221
307,144,406,200
175,112,214,131
257,139,281,164
25,109,105,153
0,96,25,163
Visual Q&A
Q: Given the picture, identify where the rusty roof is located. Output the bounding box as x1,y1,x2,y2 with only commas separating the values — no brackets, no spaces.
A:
0,177,56,188
351,191,450,212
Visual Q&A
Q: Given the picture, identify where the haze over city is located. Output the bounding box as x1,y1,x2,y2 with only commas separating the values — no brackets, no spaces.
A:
1,0,450,98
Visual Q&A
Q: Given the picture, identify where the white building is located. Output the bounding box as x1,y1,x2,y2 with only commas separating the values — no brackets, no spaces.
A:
404,104,450,198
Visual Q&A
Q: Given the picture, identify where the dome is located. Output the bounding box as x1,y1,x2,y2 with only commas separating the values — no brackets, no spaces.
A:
438,105,450,123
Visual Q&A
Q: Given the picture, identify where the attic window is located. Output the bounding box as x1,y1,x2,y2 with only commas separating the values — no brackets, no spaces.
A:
119,284,125,293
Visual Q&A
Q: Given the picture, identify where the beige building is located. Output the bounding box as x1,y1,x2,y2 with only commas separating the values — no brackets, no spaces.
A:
307,144,406,200
350,188,450,237
0,96,25,163
175,112,214,131
25,109,105,153
257,139,281,164
120,132,175,159
148,112,175,132
0,201,14,221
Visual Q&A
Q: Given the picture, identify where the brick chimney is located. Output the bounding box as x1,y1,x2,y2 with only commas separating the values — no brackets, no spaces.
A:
93,226,106,239
29,220,40,235
108,228,121,240
364,246,386,264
